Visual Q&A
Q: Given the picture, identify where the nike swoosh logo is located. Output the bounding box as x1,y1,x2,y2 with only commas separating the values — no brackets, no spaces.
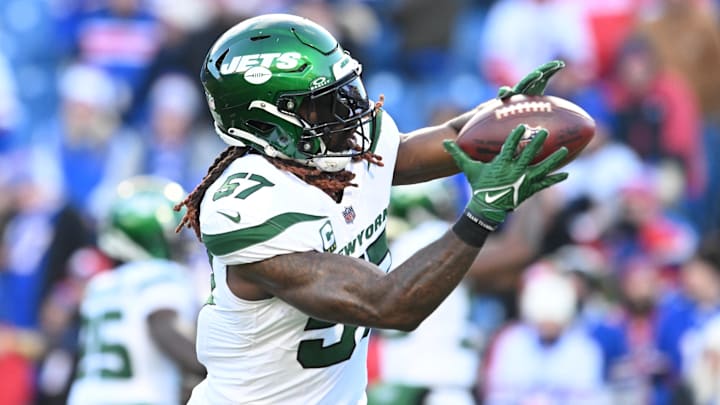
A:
217,210,241,223
473,174,527,206
484,188,512,204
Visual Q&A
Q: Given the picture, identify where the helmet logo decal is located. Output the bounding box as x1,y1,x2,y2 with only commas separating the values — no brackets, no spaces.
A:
310,76,330,90
220,52,301,75
244,66,272,84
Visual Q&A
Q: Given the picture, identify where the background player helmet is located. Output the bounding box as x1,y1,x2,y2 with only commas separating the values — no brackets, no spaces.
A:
201,13,375,172
387,178,462,240
98,176,186,262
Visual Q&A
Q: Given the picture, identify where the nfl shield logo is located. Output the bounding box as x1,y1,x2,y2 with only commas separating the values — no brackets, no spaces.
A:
342,206,356,224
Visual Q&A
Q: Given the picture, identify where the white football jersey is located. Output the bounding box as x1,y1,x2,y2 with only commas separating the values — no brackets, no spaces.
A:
68,259,198,405
189,111,400,405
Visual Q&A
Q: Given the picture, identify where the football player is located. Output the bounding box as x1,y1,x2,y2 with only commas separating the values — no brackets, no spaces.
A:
175,13,568,405
68,176,205,405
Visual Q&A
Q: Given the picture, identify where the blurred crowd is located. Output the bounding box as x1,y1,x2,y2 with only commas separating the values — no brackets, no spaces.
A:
1,0,719,404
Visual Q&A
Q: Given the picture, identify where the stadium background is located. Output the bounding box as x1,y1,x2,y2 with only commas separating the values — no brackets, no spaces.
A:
1,0,720,404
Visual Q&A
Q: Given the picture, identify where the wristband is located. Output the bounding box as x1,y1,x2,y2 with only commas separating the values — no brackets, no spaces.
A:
452,209,495,247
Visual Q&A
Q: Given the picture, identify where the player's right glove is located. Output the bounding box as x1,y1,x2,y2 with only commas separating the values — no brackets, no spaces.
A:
497,60,566,100
444,125,568,245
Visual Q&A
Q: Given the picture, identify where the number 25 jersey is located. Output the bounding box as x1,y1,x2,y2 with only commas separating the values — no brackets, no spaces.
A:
68,260,198,405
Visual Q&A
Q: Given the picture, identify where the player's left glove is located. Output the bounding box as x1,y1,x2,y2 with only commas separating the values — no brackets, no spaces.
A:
444,124,568,245
497,60,566,100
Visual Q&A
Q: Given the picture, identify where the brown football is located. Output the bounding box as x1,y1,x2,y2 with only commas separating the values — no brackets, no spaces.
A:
456,95,596,169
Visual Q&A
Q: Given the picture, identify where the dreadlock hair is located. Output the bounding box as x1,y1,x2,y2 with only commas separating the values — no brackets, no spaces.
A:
175,95,386,240
174,146,248,239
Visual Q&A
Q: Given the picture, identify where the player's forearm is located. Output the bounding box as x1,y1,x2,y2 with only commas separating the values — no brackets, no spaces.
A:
393,103,492,185
443,98,499,133
376,229,486,330
283,231,485,331
393,124,461,185
236,230,488,331
445,108,481,134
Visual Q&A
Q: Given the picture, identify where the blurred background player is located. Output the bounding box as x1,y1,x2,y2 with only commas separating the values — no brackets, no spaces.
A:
481,264,610,404
67,176,205,405
652,230,720,404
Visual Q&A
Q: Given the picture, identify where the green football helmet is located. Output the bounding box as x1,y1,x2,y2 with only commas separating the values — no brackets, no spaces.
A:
98,176,186,262
201,13,375,172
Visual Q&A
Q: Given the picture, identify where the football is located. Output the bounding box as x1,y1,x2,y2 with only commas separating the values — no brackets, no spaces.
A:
456,95,596,169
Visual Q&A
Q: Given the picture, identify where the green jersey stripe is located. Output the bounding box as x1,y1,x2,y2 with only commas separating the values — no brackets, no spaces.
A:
202,212,327,256
365,230,388,265
369,109,384,155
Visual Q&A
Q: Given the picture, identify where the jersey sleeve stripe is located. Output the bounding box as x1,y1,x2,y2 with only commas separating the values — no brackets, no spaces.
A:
202,212,327,256
365,230,388,264
368,109,383,154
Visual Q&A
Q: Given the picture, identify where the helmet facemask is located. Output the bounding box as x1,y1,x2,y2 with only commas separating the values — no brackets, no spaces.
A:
277,73,375,171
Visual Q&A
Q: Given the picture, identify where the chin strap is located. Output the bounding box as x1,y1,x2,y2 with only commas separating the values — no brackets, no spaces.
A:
312,155,351,172
306,136,352,172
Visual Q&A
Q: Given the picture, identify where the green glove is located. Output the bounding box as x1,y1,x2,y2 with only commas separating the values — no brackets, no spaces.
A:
497,60,566,100
444,125,568,236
